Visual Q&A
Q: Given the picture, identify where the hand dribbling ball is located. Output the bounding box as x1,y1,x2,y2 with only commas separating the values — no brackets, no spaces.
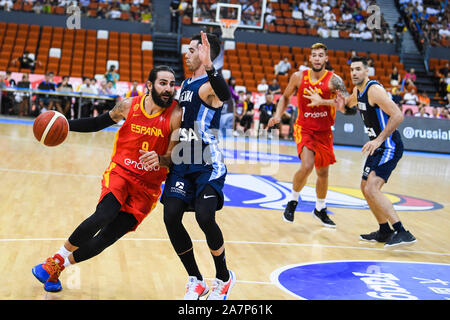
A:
33,111,69,147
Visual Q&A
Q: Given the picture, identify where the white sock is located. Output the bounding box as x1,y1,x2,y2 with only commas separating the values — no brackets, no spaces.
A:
316,198,326,211
290,190,300,202
63,257,72,268
56,245,72,264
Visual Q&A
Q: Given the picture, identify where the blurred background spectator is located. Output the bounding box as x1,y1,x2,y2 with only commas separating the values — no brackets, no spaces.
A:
104,65,120,88
274,57,291,76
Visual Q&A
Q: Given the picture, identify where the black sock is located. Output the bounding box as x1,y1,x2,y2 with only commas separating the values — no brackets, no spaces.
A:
179,248,203,281
392,221,406,233
212,250,229,282
379,222,393,234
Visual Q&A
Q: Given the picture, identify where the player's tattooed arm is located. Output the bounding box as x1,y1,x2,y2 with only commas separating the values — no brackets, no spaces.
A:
330,75,358,114
303,74,350,108
68,97,131,132
109,97,133,122
330,74,349,97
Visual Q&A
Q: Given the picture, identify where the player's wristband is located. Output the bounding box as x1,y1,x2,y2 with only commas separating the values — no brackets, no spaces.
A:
205,66,231,102
68,112,116,132
344,105,357,115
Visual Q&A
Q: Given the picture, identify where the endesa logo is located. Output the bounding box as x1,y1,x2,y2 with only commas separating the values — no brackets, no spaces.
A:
304,111,328,118
124,158,160,172
271,261,450,300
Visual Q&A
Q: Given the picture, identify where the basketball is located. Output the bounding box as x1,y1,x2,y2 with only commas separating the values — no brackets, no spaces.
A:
33,111,69,147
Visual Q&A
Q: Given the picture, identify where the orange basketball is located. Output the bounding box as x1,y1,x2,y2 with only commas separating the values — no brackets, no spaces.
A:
33,111,69,147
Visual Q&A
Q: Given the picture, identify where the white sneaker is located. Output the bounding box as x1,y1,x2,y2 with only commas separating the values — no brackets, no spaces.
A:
183,276,209,300
206,270,236,300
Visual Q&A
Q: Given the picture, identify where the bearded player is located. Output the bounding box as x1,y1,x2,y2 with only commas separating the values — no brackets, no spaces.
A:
32,66,182,292
268,43,349,227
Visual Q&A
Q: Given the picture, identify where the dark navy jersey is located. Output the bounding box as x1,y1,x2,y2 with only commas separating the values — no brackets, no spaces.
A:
174,73,226,179
356,80,402,152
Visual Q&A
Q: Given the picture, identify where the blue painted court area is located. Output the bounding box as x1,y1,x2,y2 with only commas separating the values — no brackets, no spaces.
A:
271,260,450,300
2,117,449,159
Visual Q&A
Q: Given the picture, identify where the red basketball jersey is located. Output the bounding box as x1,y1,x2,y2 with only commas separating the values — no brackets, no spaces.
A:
110,94,176,189
296,69,336,131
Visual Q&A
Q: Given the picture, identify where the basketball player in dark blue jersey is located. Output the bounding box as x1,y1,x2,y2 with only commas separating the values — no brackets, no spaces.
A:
334,56,416,248
160,31,236,300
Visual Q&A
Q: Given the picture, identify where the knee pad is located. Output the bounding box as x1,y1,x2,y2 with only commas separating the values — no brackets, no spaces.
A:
163,197,186,227
195,206,216,231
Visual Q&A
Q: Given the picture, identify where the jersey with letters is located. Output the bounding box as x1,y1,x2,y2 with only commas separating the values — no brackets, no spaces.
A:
110,94,176,189
296,69,336,131
176,73,226,179
356,80,402,149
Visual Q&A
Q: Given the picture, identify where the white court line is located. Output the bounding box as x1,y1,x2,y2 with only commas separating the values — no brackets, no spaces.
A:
0,237,449,257
0,167,100,178
1,167,448,257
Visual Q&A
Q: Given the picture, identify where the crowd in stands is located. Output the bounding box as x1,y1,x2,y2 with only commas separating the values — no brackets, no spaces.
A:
222,45,449,138
269,0,395,42
3,0,448,49
396,0,450,49
3,0,447,49
0,65,147,119
226,75,296,139
0,0,154,24
433,60,450,102
1,0,449,138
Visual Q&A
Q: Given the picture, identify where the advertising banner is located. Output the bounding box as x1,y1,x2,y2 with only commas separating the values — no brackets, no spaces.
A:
333,112,450,154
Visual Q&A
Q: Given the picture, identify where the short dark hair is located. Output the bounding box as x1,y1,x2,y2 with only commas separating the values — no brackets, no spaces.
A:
190,33,221,61
147,65,175,83
350,56,369,68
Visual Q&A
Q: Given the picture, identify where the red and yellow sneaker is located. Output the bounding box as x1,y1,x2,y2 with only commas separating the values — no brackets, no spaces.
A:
32,254,65,292
207,270,236,300
184,276,209,300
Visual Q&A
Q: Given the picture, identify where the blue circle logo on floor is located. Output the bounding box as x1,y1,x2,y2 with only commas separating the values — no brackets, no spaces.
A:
271,260,450,300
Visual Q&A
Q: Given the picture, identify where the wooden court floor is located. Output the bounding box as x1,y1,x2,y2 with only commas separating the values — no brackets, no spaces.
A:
0,118,449,300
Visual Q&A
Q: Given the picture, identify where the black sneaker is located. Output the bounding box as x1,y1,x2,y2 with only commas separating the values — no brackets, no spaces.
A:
282,200,298,223
360,230,395,243
312,208,336,228
385,230,417,248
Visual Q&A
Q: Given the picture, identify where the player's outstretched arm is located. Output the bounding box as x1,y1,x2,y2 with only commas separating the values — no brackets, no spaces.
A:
198,31,231,107
68,97,132,132
336,87,358,115
268,71,301,128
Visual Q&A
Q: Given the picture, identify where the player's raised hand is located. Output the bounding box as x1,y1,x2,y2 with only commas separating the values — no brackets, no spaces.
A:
198,31,213,68
304,87,323,107
334,91,346,113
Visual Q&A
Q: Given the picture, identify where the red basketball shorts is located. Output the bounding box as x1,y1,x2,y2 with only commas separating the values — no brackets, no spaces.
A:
99,162,161,231
293,124,336,168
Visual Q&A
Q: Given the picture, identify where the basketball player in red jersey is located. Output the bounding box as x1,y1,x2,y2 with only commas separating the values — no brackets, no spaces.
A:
32,66,182,292
268,43,349,227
